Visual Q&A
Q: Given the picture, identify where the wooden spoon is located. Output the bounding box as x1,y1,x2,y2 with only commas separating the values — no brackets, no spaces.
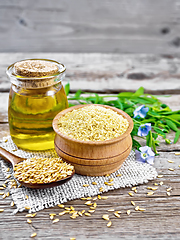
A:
0,147,75,189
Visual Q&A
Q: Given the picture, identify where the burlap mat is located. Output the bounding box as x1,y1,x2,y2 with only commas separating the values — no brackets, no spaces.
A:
0,136,157,213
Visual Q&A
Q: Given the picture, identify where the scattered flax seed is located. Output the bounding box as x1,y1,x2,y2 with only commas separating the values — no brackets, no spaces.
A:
93,197,97,201
85,212,91,217
2,184,6,188
102,214,109,221
88,210,95,213
101,196,108,200
25,195,28,199
131,201,135,206
115,211,121,214
114,212,121,218
108,183,114,186
6,192,10,197
175,153,180,155
78,211,83,217
59,211,66,216
109,178,114,182
90,206,96,210
83,184,89,187
107,221,112,227
168,168,174,171
81,210,85,214
147,191,154,196
6,168,10,172
167,192,171,196
0,187,4,190
98,195,101,200
85,201,92,205
147,186,158,191
27,219,32,224
2,194,7,199
108,209,114,212
157,175,163,178
168,160,174,163
99,187,104,192
6,174,11,179
92,182,97,185
104,182,110,185
105,174,110,177
131,187,136,191
65,207,71,211
139,208,146,212
86,197,92,200
0,209,4,212
80,197,86,200
52,218,59,223
127,210,131,215
49,213,56,219
128,192,134,197
135,206,140,211
159,181,163,186
179,165,180,168
31,233,37,238
4,139,8,143
93,203,97,208
70,238,76,240
25,206,30,210
10,201,15,207
116,174,122,177
58,204,64,208
26,213,36,218
167,187,172,192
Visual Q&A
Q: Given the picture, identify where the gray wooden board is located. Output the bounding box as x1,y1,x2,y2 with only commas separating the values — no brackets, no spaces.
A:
0,53,180,93
1,0,180,55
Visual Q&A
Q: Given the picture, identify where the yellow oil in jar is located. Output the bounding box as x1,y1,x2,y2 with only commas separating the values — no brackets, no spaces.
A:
8,83,68,151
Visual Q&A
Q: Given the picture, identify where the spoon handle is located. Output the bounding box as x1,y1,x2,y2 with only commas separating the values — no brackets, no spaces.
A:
0,147,24,167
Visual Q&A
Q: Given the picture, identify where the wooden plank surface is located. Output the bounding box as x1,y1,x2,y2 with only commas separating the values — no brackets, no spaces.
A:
1,0,180,55
0,53,180,94
0,53,180,240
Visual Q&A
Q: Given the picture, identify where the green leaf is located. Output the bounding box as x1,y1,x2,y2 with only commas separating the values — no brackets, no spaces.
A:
153,127,166,138
133,87,144,96
146,131,153,147
165,119,179,132
64,82,70,96
168,114,180,121
152,139,158,154
75,90,82,99
174,130,180,144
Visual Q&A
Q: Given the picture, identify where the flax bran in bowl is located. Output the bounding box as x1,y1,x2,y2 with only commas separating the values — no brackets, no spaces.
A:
53,104,133,176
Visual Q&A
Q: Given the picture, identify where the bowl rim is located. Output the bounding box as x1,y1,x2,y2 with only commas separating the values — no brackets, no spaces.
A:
52,104,134,145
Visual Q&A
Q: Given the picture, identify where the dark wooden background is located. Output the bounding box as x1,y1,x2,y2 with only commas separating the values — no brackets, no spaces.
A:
1,0,180,54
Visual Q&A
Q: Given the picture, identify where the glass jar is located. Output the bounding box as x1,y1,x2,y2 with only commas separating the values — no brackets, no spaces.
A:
6,59,68,151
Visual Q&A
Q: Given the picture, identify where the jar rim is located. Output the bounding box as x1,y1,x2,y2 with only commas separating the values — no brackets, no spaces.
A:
6,58,66,89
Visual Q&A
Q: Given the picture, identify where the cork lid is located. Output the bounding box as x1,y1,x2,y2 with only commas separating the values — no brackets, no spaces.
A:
14,60,59,77
6,59,66,89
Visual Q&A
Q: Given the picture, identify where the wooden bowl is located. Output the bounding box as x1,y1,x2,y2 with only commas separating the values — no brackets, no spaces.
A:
52,104,134,176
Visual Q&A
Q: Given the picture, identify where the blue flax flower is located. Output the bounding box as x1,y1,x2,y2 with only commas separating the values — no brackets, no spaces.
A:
138,123,151,137
135,146,155,165
133,105,149,118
